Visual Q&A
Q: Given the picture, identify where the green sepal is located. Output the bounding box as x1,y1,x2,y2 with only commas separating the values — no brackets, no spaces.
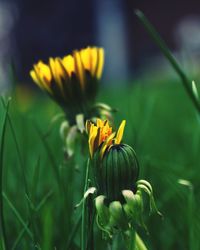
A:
109,201,128,230
75,187,96,208
95,195,110,226
92,102,115,112
137,180,162,217
122,190,146,230
75,113,85,133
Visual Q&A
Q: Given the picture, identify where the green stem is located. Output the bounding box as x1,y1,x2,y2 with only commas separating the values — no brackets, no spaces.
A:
123,229,148,250
3,192,33,239
81,158,90,250
135,233,148,250
135,9,200,114
86,199,95,250
65,213,82,249
129,229,137,250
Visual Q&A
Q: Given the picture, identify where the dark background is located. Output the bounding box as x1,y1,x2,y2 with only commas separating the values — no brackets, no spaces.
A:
1,0,200,83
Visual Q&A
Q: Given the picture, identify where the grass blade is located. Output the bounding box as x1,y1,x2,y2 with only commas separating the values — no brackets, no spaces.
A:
33,122,64,194
0,98,10,250
30,157,41,206
65,212,82,249
81,158,90,250
135,9,200,114
2,192,33,239
1,99,39,244
11,189,53,250
35,189,53,212
1,99,30,197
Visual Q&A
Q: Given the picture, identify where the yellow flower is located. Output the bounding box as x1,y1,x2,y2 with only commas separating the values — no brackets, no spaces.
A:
30,47,104,120
86,119,126,158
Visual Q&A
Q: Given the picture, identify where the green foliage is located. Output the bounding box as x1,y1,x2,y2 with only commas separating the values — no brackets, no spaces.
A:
0,77,200,249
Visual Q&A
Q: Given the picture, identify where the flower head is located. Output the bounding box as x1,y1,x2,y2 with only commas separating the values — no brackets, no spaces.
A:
30,47,104,123
87,119,139,201
84,119,161,237
86,119,126,158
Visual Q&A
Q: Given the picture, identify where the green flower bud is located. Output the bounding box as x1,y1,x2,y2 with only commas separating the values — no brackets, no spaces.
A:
95,195,110,226
109,201,128,230
93,144,139,201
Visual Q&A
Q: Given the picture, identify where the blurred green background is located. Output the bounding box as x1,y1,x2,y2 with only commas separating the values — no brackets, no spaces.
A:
1,1,200,249
1,74,200,249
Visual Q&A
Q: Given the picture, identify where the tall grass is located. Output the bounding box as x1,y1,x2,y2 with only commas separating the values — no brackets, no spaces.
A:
0,76,200,249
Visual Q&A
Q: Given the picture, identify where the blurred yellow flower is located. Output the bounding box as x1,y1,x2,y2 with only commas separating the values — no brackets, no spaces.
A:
86,119,126,158
30,47,104,122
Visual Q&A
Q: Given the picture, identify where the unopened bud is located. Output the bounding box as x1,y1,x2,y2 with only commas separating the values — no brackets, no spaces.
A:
93,144,139,201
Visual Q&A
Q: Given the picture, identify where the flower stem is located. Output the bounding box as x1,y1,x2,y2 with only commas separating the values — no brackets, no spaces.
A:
135,233,148,250
86,199,95,250
65,212,82,249
135,9,200,114
81,158,90,250
123,229,148,250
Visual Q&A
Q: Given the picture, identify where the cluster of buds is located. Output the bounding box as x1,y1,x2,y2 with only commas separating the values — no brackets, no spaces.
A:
86,119,161,237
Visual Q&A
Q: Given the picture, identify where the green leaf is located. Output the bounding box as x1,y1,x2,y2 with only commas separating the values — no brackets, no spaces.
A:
135,9,200,114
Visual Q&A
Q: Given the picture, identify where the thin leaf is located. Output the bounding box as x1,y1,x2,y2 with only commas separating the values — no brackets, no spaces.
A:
2,192,33,239
33,122,64,194
0,97,10,250
81,158,90,250
135,9,200,114
11,190,53,250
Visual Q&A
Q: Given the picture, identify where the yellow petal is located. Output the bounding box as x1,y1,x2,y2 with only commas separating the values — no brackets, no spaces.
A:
91,48,98,75
85,120,92,134
74,51,85,89
55,58,65,82
94,127,101,150
30,70,42,87
49,58,57,79
96,48,104,79
97,118,105,127
88,124,98,157
100,132,116,158
115,120,126,144
80,47,91,71
37,61,52,82
33,62,52,94
49,58,65,95
62,55,75,76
